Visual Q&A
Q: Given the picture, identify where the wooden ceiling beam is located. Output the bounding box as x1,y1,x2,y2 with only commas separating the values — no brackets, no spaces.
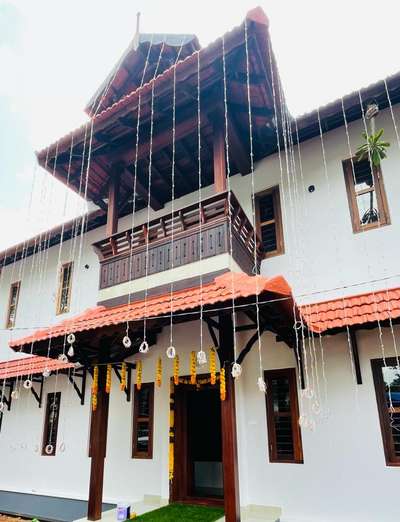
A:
122,165,163,211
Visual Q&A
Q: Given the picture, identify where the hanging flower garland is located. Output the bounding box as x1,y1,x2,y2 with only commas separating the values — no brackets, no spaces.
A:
136,360,142,390
210,347,217,385
190,351,196,385
91,365,99,411
105,364,112,394
169,380,175,481
220,368,226,401
156,357,162,388
173,355,179,386
120,362,127,391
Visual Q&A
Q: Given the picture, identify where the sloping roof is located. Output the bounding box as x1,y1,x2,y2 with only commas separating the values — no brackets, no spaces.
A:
85,32,200,116
301,287,400,333
0,356,73,380
9,272,292,350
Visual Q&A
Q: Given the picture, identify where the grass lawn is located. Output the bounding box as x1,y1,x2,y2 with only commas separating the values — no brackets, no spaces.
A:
131,503,224,521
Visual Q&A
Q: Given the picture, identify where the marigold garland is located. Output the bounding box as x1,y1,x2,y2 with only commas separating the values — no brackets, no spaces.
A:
136,360,142,390
156,357,162,388
105,364,112,394
91,365,99,411
220,368,226,401
210,347,217,385
173,355,179,386
120,362,127,391
190,351,196,385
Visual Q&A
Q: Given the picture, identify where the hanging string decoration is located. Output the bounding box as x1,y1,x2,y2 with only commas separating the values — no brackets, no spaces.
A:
169,380,175,481
156,357,162,388
210,348,217,385
190,351,197,385
220,368,226,401
105,364,112,394
120,362,127,391
173,355,180,386
91,365,98,412
136,360,142,390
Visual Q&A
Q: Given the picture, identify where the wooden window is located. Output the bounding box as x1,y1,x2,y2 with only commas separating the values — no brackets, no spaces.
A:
56,262,73,315
132,383,154,459
256,187,284,258
371,358,400,466
42,392,61,456
5,282,20,329
343,159,390,233
264,368,303,463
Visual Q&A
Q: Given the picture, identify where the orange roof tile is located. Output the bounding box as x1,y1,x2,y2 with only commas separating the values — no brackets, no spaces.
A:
0,356,73,380
10,272,292,349
301,287,400,333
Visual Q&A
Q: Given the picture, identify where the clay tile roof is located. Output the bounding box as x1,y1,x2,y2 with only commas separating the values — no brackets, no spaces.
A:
9,272,292,350
0,356,73,380
301,287,400,333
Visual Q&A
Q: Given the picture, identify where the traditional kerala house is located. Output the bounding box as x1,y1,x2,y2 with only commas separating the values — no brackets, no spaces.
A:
1,6,400,522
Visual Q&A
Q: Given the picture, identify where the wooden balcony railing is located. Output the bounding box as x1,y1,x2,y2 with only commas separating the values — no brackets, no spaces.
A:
93,191,263,290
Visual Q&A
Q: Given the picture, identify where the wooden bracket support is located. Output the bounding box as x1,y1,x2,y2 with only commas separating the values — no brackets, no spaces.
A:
68,367,87,405
349,328,363,385
30,376,44,408
203,317,219,348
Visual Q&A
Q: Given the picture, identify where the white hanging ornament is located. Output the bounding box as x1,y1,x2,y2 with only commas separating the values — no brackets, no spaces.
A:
139,340,149,354
257,377,267,393
67,333,76,345
231,362,242,378
298,415,308,428
122,335,132,349
67,345,75,358
312,401,321,415
42,368,51,378
308,418,316,432
0,402,4,413
303,387,314,400
59,442,66,453
11,390,19,400
58,353,68,363
23,379,32,389
166,345,176,359
45,444,54,455
197,350,207,366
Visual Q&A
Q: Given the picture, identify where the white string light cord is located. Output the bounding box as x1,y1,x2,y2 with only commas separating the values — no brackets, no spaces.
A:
243,20,264,392
166,37,187,362
265,35,312,422
194,48,207,366
140,39,166,354
124,36,155,349
221,35,240,378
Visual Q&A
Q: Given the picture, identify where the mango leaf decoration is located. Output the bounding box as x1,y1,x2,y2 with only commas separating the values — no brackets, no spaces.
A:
355,128,390,167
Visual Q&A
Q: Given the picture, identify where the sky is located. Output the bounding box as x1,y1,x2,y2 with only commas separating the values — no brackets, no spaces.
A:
1,0,400,251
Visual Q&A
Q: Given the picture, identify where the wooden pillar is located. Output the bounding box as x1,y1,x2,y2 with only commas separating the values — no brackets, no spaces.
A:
106,165,121,237
218,312,241,522
212,112,227,193
88,366,110,521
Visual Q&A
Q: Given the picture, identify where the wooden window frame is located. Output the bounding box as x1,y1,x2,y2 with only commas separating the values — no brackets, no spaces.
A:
132,382,154,459
56,262,73,315
41,392,61,457
255,186,284,258
264,368,303,464
342,159,390,234
371,358,400,466
5,281,21,329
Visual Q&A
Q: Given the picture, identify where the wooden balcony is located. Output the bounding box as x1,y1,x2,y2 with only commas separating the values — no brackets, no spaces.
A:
93,192,262,291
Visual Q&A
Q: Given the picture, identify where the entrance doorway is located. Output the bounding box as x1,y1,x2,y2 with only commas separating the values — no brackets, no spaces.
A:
172,379,223,504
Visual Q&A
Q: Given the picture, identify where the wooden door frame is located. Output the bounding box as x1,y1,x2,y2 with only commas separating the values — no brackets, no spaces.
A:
170,375,224,506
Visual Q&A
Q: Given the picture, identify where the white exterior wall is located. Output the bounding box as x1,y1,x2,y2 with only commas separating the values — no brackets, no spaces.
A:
0,104,400,521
